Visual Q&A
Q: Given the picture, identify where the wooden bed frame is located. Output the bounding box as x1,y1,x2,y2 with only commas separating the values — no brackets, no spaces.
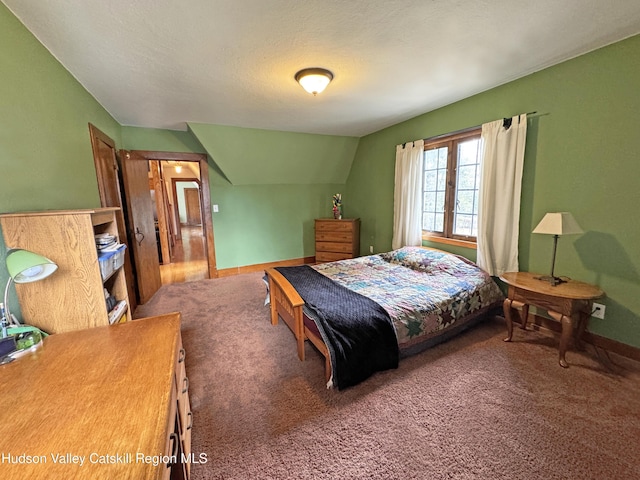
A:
266,250,502,384
266,267,332,381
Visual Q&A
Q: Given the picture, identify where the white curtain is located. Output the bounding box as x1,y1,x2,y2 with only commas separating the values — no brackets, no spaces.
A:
392,139,424,250
477,114,527,276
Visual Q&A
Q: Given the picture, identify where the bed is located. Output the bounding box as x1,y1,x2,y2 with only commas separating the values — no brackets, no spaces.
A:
265,246,504,389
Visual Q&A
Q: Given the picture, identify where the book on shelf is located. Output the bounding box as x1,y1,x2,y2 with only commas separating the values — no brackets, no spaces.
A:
108,300,128,325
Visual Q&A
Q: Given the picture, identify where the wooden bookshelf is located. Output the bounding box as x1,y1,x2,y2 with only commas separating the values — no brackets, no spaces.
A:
0,208,131,334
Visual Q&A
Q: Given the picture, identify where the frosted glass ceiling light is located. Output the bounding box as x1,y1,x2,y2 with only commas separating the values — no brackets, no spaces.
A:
295,68,333,96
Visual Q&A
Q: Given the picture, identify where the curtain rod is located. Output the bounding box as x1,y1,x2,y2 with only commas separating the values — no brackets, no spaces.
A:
421,111,538,143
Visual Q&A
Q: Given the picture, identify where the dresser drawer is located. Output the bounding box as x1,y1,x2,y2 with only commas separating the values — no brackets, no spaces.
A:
173,332,192,479
316,251,354,262
314,218,360,262
316,241,354,253
315,220,356,233
163,387,179,480
315,231,353,243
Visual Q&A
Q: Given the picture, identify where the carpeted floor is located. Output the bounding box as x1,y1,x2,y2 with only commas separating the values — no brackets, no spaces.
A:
135,273,640,480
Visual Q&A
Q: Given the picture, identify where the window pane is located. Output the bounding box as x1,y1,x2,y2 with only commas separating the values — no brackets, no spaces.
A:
435,191,445,212
458,139,480,165
424,170,436,191
455,190,474,214
434,212,444,232
422,212,434,231
457,164,478,190
425,150,439,170
437,147,448,169
422,212,445,233
436,169,446,190
423,147,447,235
423,191,437,212
454,214,474,236
453,137,480,238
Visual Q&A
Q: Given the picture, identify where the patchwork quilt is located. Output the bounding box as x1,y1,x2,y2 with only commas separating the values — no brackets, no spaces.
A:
312,247,504,351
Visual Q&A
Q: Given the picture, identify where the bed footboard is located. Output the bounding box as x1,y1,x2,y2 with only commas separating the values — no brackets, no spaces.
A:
267,268,333,382
265,268,306,361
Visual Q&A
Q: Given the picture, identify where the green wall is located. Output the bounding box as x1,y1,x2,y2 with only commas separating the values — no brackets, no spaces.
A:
346,35,640,347
0,3,121,212
0,3,121,317
188,123,359,185
211,183,346,269
2,0,639,349
121,126,205,153
122,126,351,270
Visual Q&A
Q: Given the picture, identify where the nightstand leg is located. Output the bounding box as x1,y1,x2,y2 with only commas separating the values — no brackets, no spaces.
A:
575,311,589,351
503,298,514,342
503,298,527,342
549,310,573,368
519,303,530,330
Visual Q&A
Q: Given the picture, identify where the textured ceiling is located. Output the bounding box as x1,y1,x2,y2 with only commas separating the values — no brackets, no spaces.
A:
4,0,640,136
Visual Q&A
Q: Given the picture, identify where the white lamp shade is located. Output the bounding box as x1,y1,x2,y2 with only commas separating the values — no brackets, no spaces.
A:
5,249,58,283
295,68,333,95
532,212,583,236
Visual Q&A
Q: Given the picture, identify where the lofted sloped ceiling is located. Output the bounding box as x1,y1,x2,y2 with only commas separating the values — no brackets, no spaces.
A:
3,1,640,137
188,123,359,185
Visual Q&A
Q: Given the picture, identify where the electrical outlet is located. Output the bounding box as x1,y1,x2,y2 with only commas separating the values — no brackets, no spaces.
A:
213,204,219,213
592,302,605,319
369,245,374,254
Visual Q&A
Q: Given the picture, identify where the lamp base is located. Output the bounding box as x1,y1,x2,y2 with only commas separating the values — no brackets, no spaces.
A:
534,275,566,287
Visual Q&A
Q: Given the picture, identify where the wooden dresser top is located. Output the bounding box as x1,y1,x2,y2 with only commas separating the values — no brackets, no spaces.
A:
0,312,181,479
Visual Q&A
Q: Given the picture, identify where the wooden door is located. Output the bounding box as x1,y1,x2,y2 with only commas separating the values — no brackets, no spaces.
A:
150,161,172,264
120,151,162,304
185,188,202,225
88,124,137,311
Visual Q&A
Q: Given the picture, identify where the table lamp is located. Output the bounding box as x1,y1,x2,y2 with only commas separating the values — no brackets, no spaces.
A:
2,248,58,337
532,212,583,286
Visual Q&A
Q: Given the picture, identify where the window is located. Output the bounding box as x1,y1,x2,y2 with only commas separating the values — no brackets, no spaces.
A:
422,128,482,244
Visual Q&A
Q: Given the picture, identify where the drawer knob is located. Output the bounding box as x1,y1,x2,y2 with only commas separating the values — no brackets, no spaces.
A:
187,411,193,430
167,433,179,468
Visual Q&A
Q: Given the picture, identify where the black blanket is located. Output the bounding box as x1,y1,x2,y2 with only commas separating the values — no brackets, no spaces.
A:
275,265,398,389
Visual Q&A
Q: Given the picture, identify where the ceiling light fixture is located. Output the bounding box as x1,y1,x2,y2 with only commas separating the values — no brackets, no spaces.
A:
295,68,333,96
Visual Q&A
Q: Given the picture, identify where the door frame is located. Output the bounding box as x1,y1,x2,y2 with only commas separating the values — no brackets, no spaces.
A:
184,187,202,226
129,151,217,279
171,177,202,237
88,123,138,310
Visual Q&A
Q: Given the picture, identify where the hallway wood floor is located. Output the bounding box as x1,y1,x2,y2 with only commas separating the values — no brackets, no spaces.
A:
160,225,209,285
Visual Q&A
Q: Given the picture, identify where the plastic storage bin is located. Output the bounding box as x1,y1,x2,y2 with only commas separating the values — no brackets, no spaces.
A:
112,244,126,271
98,244,127,280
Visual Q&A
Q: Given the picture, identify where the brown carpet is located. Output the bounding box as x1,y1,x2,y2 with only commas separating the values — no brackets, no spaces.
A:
135,273,640,480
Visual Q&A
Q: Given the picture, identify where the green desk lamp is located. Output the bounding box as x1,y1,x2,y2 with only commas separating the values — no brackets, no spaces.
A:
2,248,58,338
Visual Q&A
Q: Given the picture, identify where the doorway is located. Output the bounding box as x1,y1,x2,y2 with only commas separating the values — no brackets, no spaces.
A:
90,125,217,303
125,151,217,289
158,167,209,284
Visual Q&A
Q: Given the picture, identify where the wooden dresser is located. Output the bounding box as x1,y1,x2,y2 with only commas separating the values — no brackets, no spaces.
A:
0,313,193,479
315,218,360,262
